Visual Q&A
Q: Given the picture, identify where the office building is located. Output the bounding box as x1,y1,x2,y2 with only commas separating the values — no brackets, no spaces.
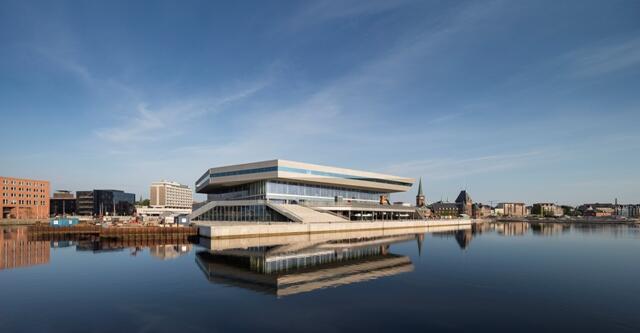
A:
0,176,50,219
50,190,77,216
76,191,94,216
150,181,192,209
75,190,135,216
191,159,420,222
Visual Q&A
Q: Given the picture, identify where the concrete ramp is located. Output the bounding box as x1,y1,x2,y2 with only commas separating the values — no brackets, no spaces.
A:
266,203,349,223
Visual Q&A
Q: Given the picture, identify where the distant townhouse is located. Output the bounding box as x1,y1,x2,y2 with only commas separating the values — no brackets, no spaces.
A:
472,203,491,218
614,204,640,218
429,190,474,218
577,203,615,217
497,202,526,217
429,201,459,217
532,203,564,217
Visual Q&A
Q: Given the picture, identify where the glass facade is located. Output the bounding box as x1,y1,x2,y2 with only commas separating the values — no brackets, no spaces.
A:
207,181,267,201
206,180,387,203
93,190,136,216
192,204,288,222
254,245,387,274
266,181,386,203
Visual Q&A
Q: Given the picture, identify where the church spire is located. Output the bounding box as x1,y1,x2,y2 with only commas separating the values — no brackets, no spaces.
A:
416,177,425,207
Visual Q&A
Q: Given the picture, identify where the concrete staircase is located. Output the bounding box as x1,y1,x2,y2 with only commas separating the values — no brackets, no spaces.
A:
266,203,349,223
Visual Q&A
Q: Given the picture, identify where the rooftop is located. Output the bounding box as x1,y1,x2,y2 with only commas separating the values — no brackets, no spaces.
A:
196,159,414,194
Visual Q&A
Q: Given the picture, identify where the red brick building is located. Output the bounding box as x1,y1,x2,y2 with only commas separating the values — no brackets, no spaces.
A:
1,177,50,219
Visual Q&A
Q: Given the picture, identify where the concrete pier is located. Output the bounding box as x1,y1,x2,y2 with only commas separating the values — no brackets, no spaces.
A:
197,219,483,239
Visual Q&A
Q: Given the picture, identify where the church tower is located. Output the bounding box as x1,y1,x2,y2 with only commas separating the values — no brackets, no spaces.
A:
416,178,426,207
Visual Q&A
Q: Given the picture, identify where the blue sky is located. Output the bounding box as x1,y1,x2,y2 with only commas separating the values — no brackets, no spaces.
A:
1,0,639,205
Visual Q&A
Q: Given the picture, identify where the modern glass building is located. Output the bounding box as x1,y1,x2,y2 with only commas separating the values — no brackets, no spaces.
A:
191,160,421,223
75,190,136,217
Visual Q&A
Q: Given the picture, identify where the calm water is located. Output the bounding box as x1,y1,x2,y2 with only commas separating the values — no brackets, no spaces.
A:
1,222,639,332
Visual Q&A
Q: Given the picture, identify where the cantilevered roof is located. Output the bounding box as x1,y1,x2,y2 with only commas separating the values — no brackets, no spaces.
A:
196,159,414,194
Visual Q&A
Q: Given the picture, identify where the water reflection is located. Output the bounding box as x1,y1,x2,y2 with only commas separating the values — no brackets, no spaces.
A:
530,222,570,236
0,226,195,270
493,221,530,236
431,228,476,250
195,231,426,297
0,227,50,270
150,244,193,260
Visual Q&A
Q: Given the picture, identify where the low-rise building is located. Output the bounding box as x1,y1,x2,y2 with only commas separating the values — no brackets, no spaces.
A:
625,205,640,218
612,204,640,218
1,176,50,219
497,202,526,217
472,203,491,218
532,203,564,217
577,203,615,217
50,190,77,216
584,206,614,217
430,201,459,217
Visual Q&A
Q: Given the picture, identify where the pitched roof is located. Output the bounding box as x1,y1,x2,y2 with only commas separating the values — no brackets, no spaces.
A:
455,190,471,204
417,178,424,197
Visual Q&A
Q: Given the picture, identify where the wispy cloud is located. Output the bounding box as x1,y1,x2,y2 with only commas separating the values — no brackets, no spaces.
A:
95,79,270,143
288,0,411,29
384,151,544,181
152,1,507,165
566,36,640,78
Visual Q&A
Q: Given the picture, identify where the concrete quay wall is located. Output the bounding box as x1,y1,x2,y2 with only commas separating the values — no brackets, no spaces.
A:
198,219,480,239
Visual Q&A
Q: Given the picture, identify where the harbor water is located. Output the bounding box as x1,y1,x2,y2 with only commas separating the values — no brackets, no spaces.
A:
0,222,639,332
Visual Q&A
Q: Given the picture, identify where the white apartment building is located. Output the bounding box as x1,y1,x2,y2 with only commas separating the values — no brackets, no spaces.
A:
150,181,193,209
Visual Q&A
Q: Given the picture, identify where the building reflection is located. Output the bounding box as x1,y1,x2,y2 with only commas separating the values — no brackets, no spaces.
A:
75,237,193,256
493,222,530,236
0,227,50,271
431,226,476,250
530,223,569,236
454,229,473,250
195,232,420,297
150,244,192,260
